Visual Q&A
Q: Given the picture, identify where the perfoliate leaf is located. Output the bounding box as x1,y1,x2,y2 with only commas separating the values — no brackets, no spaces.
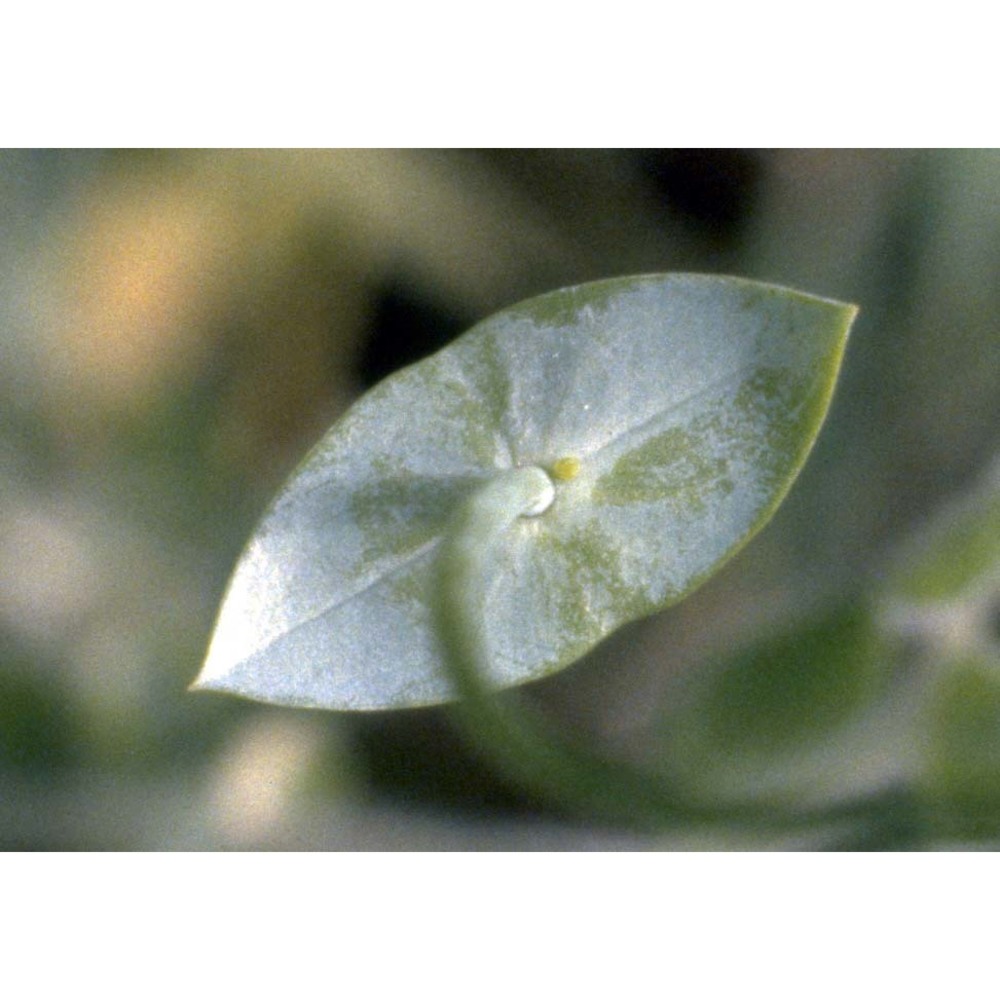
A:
193,274,856,710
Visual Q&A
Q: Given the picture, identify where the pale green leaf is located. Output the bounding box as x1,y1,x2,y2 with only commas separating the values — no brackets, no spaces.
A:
887,475,1000,604
654,605,907,809
922,654,1000,836
193,274,856,709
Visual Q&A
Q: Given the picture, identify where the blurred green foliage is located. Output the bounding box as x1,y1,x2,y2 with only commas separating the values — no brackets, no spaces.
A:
928,658,1000,838
890,490,1000,603
687,605,880,759
1,149,998,849
0,641,78,773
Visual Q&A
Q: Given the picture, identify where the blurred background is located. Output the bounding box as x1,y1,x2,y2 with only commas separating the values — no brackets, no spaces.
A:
1,149,998,850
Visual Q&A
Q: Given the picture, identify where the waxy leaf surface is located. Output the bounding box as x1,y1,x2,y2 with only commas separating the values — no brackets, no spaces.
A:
195,274,856,709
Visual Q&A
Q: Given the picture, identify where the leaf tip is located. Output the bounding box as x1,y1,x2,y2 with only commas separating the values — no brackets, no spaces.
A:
188,641,233,695
186,667,215,695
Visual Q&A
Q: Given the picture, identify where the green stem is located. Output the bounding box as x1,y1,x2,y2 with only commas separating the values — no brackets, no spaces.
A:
436,467,907,837
435,467,707,830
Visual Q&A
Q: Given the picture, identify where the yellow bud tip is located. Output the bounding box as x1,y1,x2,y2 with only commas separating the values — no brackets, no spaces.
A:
551,456,581,481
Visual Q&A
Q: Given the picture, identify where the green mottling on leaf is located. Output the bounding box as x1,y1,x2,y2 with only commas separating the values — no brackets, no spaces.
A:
534,521,656,654
592,368,815,517
593,425,731,512
731,367,815,479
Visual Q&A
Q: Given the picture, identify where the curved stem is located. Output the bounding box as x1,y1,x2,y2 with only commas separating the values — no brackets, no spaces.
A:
436,467,906,836
435,467,709,829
